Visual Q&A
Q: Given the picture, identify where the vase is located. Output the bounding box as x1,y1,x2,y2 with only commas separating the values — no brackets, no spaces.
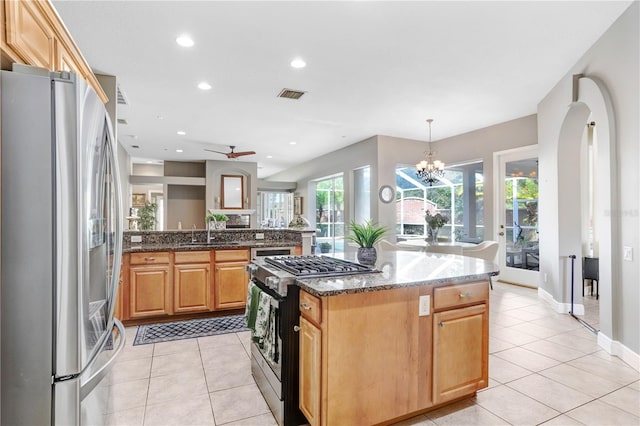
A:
357,247,377,266
429,227,440,245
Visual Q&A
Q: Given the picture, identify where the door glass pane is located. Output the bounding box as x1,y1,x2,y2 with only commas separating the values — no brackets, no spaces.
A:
504,158,539,270
315,175,344,254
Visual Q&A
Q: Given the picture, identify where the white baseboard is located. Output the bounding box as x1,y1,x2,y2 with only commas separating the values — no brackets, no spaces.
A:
598,333,640,372
538,287,584,315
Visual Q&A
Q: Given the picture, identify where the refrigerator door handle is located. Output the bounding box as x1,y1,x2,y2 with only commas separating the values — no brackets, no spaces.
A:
79,319,126,400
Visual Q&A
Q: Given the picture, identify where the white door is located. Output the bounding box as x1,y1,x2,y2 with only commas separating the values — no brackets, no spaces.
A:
494,146,540,287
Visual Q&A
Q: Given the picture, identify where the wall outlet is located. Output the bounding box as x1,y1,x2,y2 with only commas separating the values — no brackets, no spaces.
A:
623,246,633,261
131,235,142,243
255,233,265,240
544,273,548,283
419,295,430,316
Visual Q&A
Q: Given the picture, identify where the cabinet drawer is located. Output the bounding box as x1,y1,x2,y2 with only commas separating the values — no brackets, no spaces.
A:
300,291,321,325
434,281,489,310
214,249,249,262
130,252,170,265
175,250,210,264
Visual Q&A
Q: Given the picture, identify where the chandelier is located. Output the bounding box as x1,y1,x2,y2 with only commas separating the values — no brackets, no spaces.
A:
416,118,445,186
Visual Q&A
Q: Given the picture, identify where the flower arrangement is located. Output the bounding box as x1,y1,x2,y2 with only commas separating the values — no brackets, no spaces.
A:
425,211,448,230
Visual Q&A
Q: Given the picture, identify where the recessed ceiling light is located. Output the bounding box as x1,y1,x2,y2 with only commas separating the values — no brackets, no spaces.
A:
290,58,306,69
289,141,297,145
177,130,186,136
197,82,212,90
146,160,153,164
266,155,273,159
176,149,183,153
176,35,194,47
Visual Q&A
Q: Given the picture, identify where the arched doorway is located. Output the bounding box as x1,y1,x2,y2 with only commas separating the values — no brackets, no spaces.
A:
556,75,617,341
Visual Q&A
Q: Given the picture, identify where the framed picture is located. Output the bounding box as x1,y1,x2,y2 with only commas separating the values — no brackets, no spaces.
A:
132,193,146,206
294,196,303,215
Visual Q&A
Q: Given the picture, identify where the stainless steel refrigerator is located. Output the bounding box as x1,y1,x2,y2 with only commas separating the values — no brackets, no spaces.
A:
1,65,125,425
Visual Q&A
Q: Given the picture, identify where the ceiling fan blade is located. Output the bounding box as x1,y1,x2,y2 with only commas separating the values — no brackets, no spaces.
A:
231,151,256,157
204,148,227,155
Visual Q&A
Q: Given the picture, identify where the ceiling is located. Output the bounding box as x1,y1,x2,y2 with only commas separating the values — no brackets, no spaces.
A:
52,1,632,178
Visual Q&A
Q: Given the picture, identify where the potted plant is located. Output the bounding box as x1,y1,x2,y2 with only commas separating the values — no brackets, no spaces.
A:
425,211,449,244
138,202,157,230
206,213,229,229
318,242,332,253
346,220,387,265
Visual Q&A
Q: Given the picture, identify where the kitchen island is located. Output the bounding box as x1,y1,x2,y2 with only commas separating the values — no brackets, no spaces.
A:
294,250,498,426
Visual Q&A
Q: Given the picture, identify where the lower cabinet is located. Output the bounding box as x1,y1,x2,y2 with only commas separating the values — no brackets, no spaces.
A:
298,281,489,425
129,264,172,318
213,263,248,310
432,303,488,404
173,251,212,314
174,263,212,313
299,316,321,426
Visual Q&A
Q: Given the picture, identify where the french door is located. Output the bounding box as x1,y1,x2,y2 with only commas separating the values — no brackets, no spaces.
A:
494,146,540,287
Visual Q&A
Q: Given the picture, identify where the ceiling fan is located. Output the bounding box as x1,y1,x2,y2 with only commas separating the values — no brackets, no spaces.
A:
204,145,256,159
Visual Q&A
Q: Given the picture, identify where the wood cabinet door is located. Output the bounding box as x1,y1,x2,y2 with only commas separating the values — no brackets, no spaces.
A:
433,304,488,404
174,263,212,313
129,265,172,318
4,0,56,69
299,316,321,426
213,262,248,310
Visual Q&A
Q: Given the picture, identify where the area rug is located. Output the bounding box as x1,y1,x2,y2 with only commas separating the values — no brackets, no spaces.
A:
133,314,248,346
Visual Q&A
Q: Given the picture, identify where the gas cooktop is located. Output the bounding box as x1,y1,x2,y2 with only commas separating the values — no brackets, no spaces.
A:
264,255,376,277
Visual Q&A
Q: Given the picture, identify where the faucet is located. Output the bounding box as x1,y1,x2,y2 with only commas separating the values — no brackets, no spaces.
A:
207,217,217,244
192,224,197,243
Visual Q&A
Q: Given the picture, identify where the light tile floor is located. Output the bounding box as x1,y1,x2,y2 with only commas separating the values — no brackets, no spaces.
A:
104,282,639,425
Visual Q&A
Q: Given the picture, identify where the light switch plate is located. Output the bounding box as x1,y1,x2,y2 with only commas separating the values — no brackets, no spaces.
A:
255,233,265,240
623,246,633,261
131,235,142,243
419,295,430,316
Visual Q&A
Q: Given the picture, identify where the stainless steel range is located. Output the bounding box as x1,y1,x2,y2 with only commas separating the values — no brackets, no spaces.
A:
247,255,376,426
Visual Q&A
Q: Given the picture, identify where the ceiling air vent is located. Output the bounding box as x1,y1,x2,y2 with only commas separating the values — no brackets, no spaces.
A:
278,88,306,100
116,85,129,105
117,118,128,125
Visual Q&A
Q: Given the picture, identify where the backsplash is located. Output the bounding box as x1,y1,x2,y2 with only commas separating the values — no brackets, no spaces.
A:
123,229,307,249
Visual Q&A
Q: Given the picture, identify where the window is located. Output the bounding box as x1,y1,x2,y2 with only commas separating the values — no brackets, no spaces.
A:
315,174,344,254
257,192,293,228
353,166,371,224
395,162,484,242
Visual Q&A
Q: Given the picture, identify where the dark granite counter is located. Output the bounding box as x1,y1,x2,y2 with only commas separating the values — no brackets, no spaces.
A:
124,240,300,253
123,228,313,253
295,249,499,297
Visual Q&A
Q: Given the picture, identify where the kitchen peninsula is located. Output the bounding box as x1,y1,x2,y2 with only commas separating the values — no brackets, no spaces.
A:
291,250,498,426
117,228,313,324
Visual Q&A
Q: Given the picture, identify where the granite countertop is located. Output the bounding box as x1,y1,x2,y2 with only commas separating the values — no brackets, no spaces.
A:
295,249,499,297
124,240,301,253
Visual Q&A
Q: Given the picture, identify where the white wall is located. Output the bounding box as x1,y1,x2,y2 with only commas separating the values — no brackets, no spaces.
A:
538,2,639,355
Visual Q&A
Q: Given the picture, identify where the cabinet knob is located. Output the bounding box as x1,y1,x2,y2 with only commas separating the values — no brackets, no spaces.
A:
300,303,312,310
439,321,445,327
144,257,155,261
459,292,473,298
293,325,301,332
